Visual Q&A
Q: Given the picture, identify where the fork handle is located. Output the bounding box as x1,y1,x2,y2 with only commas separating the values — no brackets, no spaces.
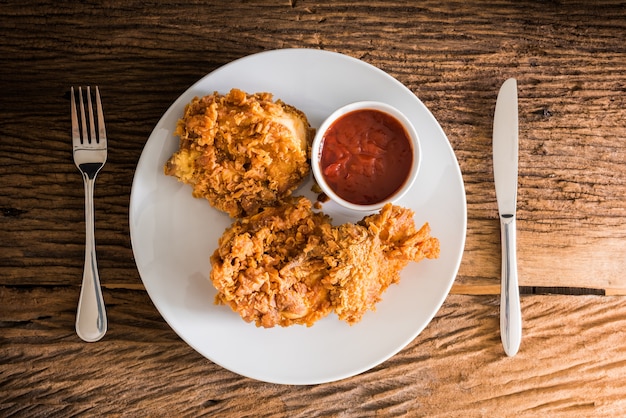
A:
76,173,107,342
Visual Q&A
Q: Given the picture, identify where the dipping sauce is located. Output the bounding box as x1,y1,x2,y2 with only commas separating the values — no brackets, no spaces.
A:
319,109,413,205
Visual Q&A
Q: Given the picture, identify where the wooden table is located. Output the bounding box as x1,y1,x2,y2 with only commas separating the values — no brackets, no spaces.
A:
2,1,626,415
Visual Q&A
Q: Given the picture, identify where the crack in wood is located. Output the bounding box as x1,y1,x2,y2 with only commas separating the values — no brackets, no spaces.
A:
520,286,605,296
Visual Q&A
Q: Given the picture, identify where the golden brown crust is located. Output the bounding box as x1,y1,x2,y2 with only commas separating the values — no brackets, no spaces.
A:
322,204,440,324
210,197,440,328
164,89,315,218
210,197,334,327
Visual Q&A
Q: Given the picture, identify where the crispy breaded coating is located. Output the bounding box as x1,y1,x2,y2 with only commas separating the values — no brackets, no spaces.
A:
210,197,334,327
322,204,441,324
210,197,440,328
164,89,315,218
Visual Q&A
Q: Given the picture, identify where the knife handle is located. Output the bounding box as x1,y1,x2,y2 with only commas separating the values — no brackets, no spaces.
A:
500,214,522,356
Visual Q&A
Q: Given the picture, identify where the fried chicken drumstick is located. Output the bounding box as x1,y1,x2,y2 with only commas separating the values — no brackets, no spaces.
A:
210,197,440,327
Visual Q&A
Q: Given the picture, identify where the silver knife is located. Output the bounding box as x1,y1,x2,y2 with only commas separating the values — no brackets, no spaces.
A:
493,78,522,356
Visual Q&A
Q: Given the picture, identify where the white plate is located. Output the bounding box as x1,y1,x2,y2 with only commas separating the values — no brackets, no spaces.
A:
129,48,467,385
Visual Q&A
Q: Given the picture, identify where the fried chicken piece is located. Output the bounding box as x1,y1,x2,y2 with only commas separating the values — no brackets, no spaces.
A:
210,197,334,327
164,88,315,218
321,204,441,324
209,197,440,328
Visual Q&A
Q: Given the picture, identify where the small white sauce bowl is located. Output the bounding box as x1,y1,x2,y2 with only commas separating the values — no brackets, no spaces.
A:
311,101,422,212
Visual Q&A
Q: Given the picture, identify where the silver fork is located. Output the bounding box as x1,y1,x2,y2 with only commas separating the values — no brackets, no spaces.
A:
71,86,108,342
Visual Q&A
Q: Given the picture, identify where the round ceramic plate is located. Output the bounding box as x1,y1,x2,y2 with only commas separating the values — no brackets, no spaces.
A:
129,48,466,385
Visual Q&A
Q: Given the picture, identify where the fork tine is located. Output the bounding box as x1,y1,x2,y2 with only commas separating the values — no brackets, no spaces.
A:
95,86,107,145
71,86,107,147
86,86,97,145
78,87,88,145
71,87,80,147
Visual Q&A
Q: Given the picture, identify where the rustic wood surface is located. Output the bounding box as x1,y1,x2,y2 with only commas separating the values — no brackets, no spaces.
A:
2,0,626,416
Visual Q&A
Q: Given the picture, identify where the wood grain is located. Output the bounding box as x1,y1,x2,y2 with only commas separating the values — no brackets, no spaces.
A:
2,287,626,416
2,0,626,292
2,1,626,415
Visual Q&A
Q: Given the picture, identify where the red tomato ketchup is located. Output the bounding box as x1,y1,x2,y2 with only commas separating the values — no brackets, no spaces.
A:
319,109,413,205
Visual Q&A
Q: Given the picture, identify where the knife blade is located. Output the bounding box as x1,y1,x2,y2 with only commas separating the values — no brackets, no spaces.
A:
493,78,522,357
